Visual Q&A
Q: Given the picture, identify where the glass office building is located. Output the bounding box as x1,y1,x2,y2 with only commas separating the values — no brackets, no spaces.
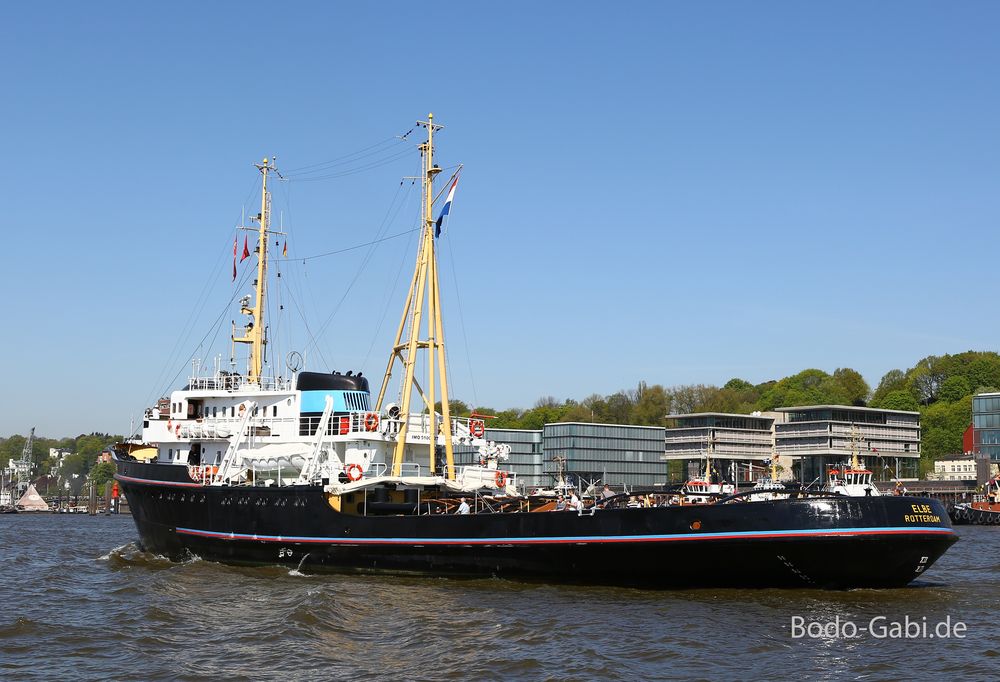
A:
972,392,1000,463
773,405,920,482
663,412,775,483
542,422,667,488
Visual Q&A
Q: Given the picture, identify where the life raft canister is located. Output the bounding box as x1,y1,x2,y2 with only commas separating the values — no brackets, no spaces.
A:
346,463,364,482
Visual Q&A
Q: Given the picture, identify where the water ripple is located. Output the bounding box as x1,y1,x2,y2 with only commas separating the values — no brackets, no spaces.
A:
1,517,998,680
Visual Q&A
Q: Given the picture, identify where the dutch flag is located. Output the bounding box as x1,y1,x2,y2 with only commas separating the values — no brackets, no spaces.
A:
435,176,459,237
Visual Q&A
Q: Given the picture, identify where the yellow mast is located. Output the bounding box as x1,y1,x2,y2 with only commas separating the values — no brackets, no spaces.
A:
233,157,276,385
376,114,456,479
850,425,862,471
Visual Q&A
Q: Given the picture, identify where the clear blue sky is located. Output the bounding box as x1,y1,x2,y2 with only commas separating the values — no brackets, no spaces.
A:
2,1,998,437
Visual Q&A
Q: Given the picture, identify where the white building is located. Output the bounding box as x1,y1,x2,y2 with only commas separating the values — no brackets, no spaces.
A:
773,405,921,483
930,454,977,481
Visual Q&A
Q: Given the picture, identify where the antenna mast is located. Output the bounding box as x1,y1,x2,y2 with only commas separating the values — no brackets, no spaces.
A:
233,158,277,385
376,114,456,479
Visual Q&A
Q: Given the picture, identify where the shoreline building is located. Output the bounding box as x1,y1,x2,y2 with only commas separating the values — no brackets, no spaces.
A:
663,412,776,483
455,404,923,491
456,422,667,490
542,422,667,489
929,454,978,482
972,392,1000,465
772,405,920,483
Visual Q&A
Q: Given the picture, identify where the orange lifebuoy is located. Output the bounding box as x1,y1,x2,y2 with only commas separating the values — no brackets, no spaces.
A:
175,423,181,437
346,463,364,482
364,412,379,432
470,419,485,438
495,470,508,488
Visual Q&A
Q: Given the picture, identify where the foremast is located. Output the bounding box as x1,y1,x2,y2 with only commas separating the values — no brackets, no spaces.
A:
376,114,457,479
232,158,279,385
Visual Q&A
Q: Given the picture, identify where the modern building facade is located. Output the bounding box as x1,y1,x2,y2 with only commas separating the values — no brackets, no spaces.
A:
453,404,924,491
773,405,921,482
542,422,667,488
663,412,776,483
972,392,1000,464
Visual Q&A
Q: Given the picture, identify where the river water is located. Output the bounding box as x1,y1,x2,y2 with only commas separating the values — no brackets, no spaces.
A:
1,514,997,681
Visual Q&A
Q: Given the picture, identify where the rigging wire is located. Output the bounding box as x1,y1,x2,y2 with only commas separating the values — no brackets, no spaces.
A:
282,131,413,175
287,225,421,263
282,143,409,178
141,175,262,408
301,178,416,360
442,232,479,408
285,147,415,183
275,178,330,371
360,202,421,372
151,264,257,409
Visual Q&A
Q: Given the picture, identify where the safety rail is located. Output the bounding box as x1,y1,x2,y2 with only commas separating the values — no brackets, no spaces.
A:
185,374,293,391
170,416,296,439
299,411,487,440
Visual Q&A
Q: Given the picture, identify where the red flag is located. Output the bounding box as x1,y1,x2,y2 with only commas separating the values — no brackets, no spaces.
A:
282,240,287,257
241,236,250,262
232,237,237,281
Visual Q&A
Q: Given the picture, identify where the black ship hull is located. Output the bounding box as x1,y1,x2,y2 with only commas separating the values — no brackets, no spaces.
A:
115,459,957,588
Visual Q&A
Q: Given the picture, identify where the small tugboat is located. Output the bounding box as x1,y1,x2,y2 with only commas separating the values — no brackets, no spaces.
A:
746,449,790,502
114,115,958,588
950,477,1000,525
680,442,735,504
824,429,882,498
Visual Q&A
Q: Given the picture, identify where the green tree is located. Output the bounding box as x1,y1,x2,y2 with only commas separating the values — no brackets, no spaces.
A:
831,368,870,406
604,391,634,424
965,355,1000,390
871,390,920,412
938,375,972,403
872,369,907,403
88,461,117,493
632,384,670,425
756,369,836,410
909,356,947,405
723,378,754,392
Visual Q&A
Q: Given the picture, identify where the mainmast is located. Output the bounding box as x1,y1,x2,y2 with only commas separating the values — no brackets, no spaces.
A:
376,114,456,479
849,425,862,470
233,158,278,385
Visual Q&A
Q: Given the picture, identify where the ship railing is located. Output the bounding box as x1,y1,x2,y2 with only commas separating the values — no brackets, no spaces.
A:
177,415,297,439
185,374,293,392
317,461,391,482
344,412,484,440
